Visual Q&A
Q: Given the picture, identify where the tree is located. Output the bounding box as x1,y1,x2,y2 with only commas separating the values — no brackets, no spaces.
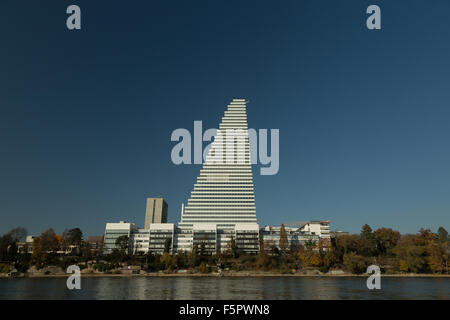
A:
305,251,322,268
256,243,270,270
393,243,429,273
414,228,438,246
160,252,172,270
62,228,83,248
334,234,358,261
229,236,239,258
304,239,317,251
200,242,207,256
188,244,199,267
343,252,369,274
0,235,13,261
39,229,60,252
359,224,377,256
199,261,209,273
115,235,129,252
427,244,449,274
279,224,289,253
164,238,172,254
31,228,60,267
7,227,27,243
374,228,400,255
322,250,338,272
0,227,27,261
437,227,448,243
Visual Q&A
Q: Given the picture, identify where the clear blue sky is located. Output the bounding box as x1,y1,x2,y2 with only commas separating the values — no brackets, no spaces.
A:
1,0,449,237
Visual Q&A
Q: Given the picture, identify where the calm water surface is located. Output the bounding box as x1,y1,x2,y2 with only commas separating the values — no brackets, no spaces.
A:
0,277,448,300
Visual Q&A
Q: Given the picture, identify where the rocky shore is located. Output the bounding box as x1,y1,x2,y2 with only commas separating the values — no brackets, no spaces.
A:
1,267,449,278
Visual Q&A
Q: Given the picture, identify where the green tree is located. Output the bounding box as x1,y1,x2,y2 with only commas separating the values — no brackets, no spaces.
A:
304,239,317,251
343,252,369,274
229,236,239,258
115,235,129,252
188,244,199,267
164,238,172,254
393,240,429,274
199,242,206,256
334,234,358,262
62,228,83,246
374,227,400,255
359,224,377,256
279,224,289,253
7,227,27,243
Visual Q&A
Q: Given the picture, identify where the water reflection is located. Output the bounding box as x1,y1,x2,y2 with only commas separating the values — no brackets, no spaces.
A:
0,277,448,300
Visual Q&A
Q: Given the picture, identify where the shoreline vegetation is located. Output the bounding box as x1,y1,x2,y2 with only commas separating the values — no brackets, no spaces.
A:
0,225,449,279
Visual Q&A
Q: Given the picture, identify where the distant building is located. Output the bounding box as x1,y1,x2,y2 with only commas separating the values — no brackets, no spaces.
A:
131,229,150,255
127,223,258,255
86,236,104,253
17,235,36,254
101,99,334,256
148,223,175,254
144,197,168,228
103,221,137,254
299,220,331,240
175,99,260,254
330,230,350,238
174,223,259,254
260,226,320,251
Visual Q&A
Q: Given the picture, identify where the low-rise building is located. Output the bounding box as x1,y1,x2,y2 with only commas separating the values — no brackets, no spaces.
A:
299,220,331,240
331,230,350,238
86,236,104,254
148,223,175,254
260,226,320,251
103,221,137,254
17,235,37,254
103,221,332,255
131,229,150,254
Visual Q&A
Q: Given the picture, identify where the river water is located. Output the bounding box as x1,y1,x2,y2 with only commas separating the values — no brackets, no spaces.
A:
0,276,448,300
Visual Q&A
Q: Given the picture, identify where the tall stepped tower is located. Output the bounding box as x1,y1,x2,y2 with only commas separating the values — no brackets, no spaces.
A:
179,99,257,227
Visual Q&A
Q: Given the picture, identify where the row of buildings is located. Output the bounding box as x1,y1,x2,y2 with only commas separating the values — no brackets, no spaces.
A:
104,100,335,255
104,217,332,255
17,235,104,255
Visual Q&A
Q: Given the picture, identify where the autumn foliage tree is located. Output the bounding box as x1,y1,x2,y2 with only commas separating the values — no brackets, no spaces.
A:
374,228,400,256
279,224,289,253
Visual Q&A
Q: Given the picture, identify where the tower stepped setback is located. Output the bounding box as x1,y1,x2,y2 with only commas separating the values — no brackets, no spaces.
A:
179,98,257,226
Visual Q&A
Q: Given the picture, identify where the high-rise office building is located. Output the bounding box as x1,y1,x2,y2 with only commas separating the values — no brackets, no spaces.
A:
144,197,168,229
176,99,259,253
180,99,257,226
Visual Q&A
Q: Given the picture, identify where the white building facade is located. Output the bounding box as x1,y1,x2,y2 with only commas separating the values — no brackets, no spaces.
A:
299,220,331,240
260,226,320,251
177,98,260,253
103,221,137,254
102,100,332,255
